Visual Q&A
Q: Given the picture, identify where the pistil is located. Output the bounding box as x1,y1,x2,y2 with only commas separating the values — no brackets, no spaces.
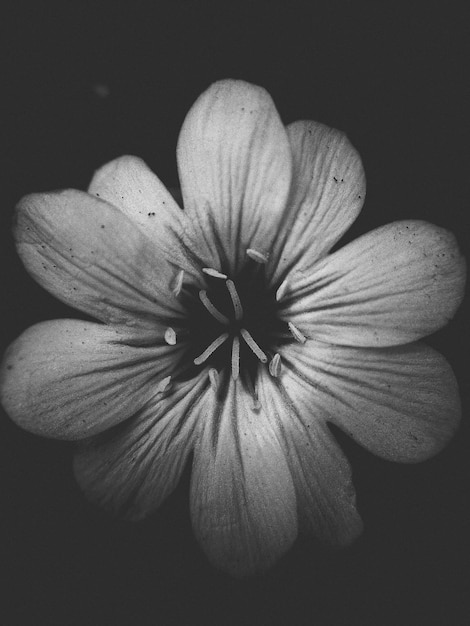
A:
231,335,240,380
199,290,230,325
226,280,243,320
193,332,230,365
240,328,268,363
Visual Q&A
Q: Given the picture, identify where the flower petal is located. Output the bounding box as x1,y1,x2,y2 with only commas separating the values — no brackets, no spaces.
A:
74,374,209,519
280,340,461,463
15,190,186,326
190,377,297,576
177,79,292,273
270,120,365,283
0,320,180,440
257,368,363,544
283,220,466,346
88,156,197,276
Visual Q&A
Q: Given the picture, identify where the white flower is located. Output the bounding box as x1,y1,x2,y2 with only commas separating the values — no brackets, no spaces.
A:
0,80,465,577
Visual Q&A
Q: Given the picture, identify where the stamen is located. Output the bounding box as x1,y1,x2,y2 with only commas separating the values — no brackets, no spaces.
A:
172,269,185,297
275,279,288,302
199,290,230,325
226,280,243,320
288,322,307,344
164,327,177,345
247,248,269,264
231,335,240,380
157,375,172,393
269,353,282,377
240,328,268,363
209,368,219,391
202,267,228,280
194,332,229,365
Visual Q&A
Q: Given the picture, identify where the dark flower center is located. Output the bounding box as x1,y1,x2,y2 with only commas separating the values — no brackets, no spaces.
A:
172,257,293,392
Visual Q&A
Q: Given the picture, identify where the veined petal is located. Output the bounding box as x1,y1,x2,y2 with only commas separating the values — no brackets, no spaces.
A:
257,368,363,544
177,80,292,273
15,190,186,327
74,374,209,520
190,377,297,576
0,320,180,440
88,156,198,278
280,340,461,463
270,120,365,283
283,220,466,346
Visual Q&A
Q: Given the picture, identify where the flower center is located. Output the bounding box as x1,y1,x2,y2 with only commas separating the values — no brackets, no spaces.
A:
165,249,309,398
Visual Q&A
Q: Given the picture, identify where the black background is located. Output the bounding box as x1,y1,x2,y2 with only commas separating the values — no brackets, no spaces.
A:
2,2,469,624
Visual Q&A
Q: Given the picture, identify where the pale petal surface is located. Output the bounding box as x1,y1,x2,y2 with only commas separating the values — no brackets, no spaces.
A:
15,190,185,327
269,120,366,283
177,79,292,273
74,374,209,519
257,368,363,544
280,340,461,463
190,377,297,576
0,320,181,440
88,156,199,278
283,220,466,346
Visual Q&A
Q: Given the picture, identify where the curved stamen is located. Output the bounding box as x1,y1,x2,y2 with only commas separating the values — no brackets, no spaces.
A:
275,279,288,302
269,353,282,377
172,269,185,297
247,248,268,264
226,280,243,320
202,267,228,280
199,290,230,325
240,328,268,363
231,335,240,380
209,368,219,391
288,321,307,344
164,327,177,345
194,332,229,365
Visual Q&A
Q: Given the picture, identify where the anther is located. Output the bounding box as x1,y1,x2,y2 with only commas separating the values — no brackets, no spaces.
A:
202,267,228,280
199,290,230,325
269,353,282,377
226,280,243,320
164,327,177,345
288,322,307,344
275,279,288,302
231,335,240,380
172,269,185,297
157,375,172,393
240,328,268,363
247,248,269,264
209,368,219,391
194,332,229,365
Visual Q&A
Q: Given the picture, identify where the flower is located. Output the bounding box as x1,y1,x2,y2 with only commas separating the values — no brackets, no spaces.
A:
0,80,465,577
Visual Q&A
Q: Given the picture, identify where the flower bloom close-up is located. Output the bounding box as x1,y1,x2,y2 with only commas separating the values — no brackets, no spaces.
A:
0,79,466,576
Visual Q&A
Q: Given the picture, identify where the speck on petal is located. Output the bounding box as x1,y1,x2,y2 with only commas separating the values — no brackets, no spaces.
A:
280,340,461,463
0,320,180,440
88,155,197,277
14,190,186,326
190,377,297,577
270,120,366,283
284,220,466,347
